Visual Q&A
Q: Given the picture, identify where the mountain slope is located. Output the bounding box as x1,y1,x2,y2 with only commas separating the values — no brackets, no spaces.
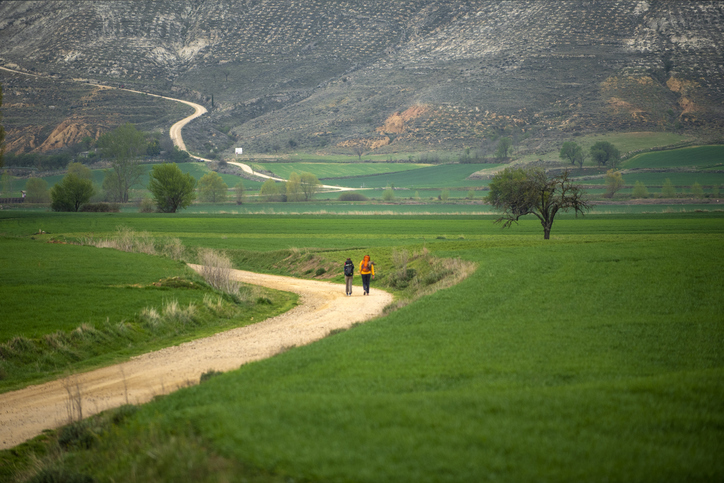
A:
1,0,722,156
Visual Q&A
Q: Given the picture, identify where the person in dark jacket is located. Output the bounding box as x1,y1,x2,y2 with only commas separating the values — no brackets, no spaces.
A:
343,257,354,296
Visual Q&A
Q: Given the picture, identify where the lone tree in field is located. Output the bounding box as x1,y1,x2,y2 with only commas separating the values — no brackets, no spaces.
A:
559,141,585,169
300,172,320,201
590,141,620,169
495,137,513,160
50,174,95,212
353,144,366,161
98,123,147,202
148,163,196,213
486,167,592,240
286,172,303,202
604,170,625,199
197,171,228,202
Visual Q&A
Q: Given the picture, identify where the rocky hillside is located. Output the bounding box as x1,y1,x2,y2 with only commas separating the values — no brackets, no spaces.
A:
1,0,722,156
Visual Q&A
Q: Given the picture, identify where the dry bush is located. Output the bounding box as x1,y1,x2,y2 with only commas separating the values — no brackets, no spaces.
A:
161,237,185,260
198,248,240,296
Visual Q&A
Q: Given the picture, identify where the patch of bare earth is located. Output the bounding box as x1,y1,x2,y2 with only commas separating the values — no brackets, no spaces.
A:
0,268,392,450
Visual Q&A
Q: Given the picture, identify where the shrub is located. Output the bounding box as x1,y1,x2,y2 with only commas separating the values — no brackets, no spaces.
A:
661,178,677,197
338,192,369,201
691,182,704,198
58,421,97,450
315,267,326,276
198,248,239,296
382,187,395,201
79,203,120,213
632,181,649,198
138,197,155,213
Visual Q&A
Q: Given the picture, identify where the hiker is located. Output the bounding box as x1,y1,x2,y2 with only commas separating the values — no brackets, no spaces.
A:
359,255,375,296
343,257,354,296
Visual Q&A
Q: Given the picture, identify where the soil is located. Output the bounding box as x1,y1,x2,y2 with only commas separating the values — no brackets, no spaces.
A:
0,267,392,450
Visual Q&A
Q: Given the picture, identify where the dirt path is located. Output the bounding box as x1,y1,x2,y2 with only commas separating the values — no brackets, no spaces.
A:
0,268,392,450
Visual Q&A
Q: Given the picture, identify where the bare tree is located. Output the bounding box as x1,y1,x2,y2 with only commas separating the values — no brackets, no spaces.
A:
486,167,592,239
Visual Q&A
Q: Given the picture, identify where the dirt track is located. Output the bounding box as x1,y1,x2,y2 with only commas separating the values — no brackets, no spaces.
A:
0,268,392,450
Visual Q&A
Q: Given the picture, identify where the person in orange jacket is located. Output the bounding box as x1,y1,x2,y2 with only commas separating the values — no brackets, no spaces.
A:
359,255,375,295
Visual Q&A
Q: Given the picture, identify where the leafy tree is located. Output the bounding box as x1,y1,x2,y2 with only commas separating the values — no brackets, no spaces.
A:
198,172,228,202
661,178,677,198
97,123,146,202
383,187,395,201
25,178,50,203
300,172,320,201
50,174,95,212
604,170,624,199
495,137,512,160
0,83,4,168
67,162,93,181
286,172,303,202
148,163,196,213
440,189,450,202
234,180,245,204
590,141,620,169
486,167,591,239
260,179,280,202
1,171,13,195
467,190,475,200
146,138,161,156
632,181,649,198
168,146,191,163
691,182,704,198
559,141,585,168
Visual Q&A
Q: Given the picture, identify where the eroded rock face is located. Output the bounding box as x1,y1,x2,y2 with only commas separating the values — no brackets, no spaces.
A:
1,1,722,154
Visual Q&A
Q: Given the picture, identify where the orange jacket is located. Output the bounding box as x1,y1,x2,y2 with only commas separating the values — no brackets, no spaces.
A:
359,257,374,275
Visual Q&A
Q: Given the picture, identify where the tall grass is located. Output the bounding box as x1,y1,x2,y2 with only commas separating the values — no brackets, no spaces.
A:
197,248,240,297
82,226,185,260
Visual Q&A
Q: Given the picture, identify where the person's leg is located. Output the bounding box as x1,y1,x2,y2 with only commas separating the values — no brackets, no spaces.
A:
346,275,353,295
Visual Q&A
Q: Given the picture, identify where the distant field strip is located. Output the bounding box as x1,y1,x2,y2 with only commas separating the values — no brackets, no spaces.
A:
625,145,724,169
256,162,429,179
322,164,499,189
584,172,724,187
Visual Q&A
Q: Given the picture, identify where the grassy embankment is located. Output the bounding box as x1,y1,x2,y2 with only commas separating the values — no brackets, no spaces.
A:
1,211,722,482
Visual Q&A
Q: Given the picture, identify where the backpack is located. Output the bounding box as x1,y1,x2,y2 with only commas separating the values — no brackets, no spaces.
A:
344,260,354,276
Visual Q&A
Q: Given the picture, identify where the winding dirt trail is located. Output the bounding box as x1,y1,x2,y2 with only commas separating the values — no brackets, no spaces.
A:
0,268,392,450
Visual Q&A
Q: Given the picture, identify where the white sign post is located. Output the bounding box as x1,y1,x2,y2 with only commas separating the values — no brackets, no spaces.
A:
235,148,243,155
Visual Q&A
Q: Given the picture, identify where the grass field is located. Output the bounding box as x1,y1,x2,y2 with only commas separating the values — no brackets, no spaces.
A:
256,162,430,180
584,171,724,188
624,145,724,169
1,210,721,482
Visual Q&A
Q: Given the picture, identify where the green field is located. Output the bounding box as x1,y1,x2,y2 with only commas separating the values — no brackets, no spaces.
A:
324,163,498,189
584,171,724,188
624,145,724,169
1,210,721,482
256,162,430,180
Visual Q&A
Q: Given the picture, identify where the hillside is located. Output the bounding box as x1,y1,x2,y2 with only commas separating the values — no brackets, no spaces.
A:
1,0,723,157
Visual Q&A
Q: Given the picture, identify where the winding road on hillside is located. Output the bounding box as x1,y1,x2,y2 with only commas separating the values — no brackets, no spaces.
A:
0,64,353,191
0,268,392,450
